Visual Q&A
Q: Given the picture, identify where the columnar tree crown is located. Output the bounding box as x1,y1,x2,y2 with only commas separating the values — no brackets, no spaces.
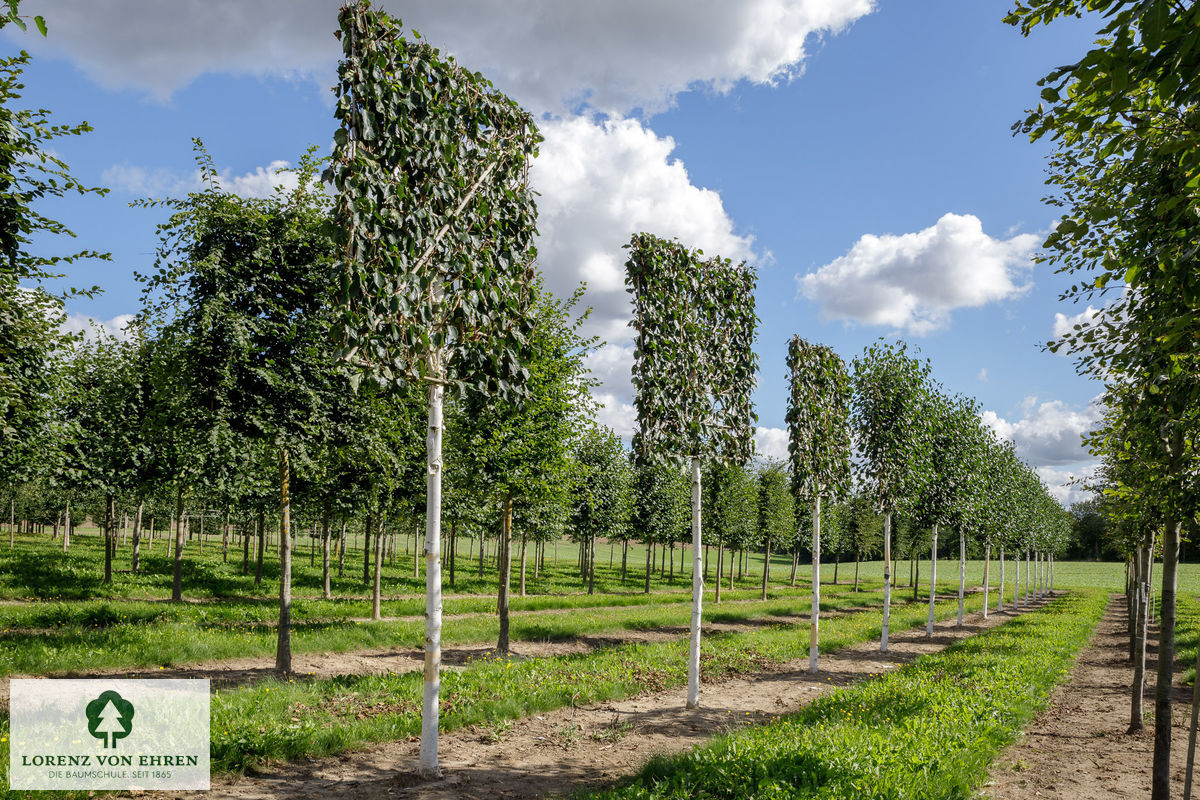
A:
328,0,541,397
625,232,757,466
784,336,851,502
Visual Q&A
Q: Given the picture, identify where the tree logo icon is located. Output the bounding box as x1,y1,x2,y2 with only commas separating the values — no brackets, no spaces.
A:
85,690,134,748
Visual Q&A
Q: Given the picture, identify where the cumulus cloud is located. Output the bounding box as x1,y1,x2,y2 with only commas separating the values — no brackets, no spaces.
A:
11,0,874,113
103,160,299,199
593,392,637,439
982,395,1103,467
1037,464,1098,507
1051,306,1101,341
754,427,790,462
798,213,1040,335
534,117,756,346
61,313,137,341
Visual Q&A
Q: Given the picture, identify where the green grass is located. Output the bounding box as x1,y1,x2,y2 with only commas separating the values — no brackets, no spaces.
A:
583,589,1107,800
0,582,933,676
201,589,992,772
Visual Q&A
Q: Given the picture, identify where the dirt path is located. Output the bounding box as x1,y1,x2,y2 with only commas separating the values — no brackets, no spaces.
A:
985,594,1194,799
179,598,1052,800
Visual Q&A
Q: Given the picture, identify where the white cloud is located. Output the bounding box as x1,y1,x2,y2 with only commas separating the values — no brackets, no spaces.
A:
12,1,874,114
1051,305,1101,341
982,395,1103,467
755,427,790,462
103,160,299,200
61,313,136,342
593,392,637,439
798,213,1040,335
977,367,988,382
534,115,756,347
1037,464,1098,507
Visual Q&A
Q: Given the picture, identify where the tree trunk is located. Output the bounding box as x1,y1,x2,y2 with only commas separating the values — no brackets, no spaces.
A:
957,530,966,628
103,493,114,584
1153,516,1182,800
854,550,860,592
519,534,527,598
587,532,595,594
449,520,456,588
1185,638,1200,800
982,543,991,620
761,536,771,601
644,539,652,594
1131,541,1149,732
242,519,250,575
63,499,70,552
927,523,938,637
998,545,1005,613
881,511,892,652
255,508,266,587
1013,548,1020,609
222,508,229,563
1024,548,1030,607
131,499,144,573
497,495,513,655
372,511,384,620
621,538,628,581
363,508,373,586
790,546,798,587
171,485,184,602
478,527,485,579
321,503,332,600
834,551,839,584
276,448,293,672
715,539,724,604
810,495,821,673
418,378,445,779
687,456,703,708
338,518,347,578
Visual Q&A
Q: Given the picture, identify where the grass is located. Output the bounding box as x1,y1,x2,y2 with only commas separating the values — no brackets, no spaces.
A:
582,589,1107,800
199,588,993,772
0,582,934,676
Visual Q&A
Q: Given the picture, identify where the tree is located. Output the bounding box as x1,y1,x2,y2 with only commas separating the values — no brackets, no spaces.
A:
329,4,540,774
1009,5,1200,790
785,336,851,672
756,461,794,600
626,231,758,709
851,340,934,651
0,15,107,503
571,424,633,595
139,144,337,671
630,461,689,591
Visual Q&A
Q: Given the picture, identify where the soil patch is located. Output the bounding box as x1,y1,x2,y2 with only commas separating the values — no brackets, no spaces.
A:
180,597,1048,800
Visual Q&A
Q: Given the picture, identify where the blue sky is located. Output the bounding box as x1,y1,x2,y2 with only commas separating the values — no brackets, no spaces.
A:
6,0,1104,503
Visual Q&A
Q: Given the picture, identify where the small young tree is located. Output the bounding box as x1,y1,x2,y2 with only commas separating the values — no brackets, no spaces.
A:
626,232,757,708
571,425,633,595
851,340,934,652
784,336,851,672
756,461,794,600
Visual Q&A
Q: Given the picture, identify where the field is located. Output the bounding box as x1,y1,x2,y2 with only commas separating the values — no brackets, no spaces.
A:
0,525,1189,799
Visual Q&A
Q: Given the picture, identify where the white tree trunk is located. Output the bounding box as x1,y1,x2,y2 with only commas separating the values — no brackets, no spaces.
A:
810,494,821,673
998,545,1005,612
418,380,444,778
275,448,292,672
957,530,966,628
881,511,892,652
687,456,703,708
926,523,938,637
1024,549,1030,607
982,542,990,619
1013,550,1020,609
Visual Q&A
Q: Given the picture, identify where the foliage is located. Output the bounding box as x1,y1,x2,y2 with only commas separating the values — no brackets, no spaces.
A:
625,233,758,466
570,424,633,545
328,0,541,396
850,340,934,515
785,336,851,501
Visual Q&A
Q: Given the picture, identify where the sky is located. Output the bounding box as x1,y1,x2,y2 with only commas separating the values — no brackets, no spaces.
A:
5,0,1106,505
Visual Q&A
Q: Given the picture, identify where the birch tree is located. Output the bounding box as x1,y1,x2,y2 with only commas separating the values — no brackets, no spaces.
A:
329,3,539,775
784,337,851,672
626,232,757,708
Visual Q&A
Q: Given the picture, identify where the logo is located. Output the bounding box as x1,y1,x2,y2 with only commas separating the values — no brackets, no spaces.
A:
85,690,134,749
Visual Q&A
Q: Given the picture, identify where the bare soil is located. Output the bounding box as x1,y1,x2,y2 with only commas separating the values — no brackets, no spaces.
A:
171,598,1042,800
984,594,1195,799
